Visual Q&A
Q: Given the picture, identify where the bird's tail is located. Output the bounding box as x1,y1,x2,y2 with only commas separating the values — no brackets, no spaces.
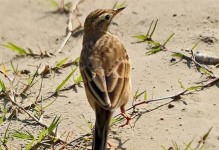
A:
93,106,112,150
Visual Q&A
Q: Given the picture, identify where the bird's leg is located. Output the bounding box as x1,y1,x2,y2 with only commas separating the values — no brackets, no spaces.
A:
119,105,131,128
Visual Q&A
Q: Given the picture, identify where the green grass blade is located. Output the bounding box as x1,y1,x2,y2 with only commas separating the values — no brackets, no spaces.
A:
163,33,175,47
56,57,69,68
0,109,7,125
147,40,160,46
146,47,162,55
202,127,212,142
2,120,12,145
149,19,158,38
46,116,61,135
195,127,212,150
160,145,167,150
74,75,83,84
134,90,146,100
25,139,36,150
3,42,27,55
144,90,147,101
132,35,147,41
38,129,46,142
0,80,6,92
172,141,180,150
10,61,18,74
75,57,80,64
112,1,127,9
1,63,8,74
146,20,154,37
198,67,212,76
11,130,34,140
186,86,202,91
184,139,194,150
64,2,72,9
55,67,77,92
110,117,123,126
81,114,92,129
191,42,199,51
115,2,127,9
178,80,185,89
48,0,59,7
112,0,119,9
27,76,33,86
133,89,139,100
172,52,184,59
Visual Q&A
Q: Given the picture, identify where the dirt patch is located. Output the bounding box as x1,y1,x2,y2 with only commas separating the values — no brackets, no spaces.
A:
0,0,219,149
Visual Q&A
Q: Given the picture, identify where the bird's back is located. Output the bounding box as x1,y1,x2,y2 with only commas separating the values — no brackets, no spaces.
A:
80,32,131,110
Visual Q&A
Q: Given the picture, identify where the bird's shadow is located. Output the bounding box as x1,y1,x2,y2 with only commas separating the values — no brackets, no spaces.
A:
109,130,130,150
132,100,173,127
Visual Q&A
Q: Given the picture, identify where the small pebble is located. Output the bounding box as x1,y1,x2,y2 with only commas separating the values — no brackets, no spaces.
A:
168,147,174,150
132,11,138,15
170,58,176,62
168,104,175,109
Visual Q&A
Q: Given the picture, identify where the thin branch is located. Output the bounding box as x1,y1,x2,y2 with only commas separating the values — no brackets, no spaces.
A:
6,91,46,127
68,76,219,148
129,76,219,112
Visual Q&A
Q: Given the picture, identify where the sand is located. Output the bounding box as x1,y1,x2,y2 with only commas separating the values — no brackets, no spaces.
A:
0,0,219,149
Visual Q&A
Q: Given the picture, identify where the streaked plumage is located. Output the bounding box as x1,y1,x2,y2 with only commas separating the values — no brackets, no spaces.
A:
79,7,131,150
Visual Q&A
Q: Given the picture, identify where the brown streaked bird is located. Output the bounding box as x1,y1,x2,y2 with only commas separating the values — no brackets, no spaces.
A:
79,7,131,150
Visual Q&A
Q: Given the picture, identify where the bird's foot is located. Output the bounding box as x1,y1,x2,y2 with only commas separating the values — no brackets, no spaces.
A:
119,112,131,128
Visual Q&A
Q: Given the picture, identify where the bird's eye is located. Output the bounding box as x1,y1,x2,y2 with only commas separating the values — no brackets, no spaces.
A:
105,15,110,20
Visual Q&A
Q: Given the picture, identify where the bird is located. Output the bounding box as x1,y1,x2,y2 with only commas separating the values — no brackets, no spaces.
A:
79,7,131,150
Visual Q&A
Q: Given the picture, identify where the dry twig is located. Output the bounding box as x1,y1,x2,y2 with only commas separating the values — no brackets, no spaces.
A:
130,76,219,110
55,0,83,54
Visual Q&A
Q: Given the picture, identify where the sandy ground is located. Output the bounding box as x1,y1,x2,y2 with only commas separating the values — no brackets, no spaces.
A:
0,0,219,149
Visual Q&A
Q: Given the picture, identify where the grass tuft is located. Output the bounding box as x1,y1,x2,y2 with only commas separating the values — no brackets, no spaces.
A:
2,42,27,55
161,128,212,150
112,1,127,9
133,20,174,55
55,67,78,93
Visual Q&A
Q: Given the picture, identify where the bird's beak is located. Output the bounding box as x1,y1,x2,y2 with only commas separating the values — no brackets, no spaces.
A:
114,7,125,15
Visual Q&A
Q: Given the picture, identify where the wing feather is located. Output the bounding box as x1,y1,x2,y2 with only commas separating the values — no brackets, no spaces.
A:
80,33,131,110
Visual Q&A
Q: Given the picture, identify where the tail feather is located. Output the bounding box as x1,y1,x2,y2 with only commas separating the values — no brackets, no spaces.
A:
93,107,112,150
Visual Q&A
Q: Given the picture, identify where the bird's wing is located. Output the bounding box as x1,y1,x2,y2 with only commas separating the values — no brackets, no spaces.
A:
80,34,130,110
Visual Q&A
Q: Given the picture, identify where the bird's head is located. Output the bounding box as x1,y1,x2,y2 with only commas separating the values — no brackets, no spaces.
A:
84,7,125,34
